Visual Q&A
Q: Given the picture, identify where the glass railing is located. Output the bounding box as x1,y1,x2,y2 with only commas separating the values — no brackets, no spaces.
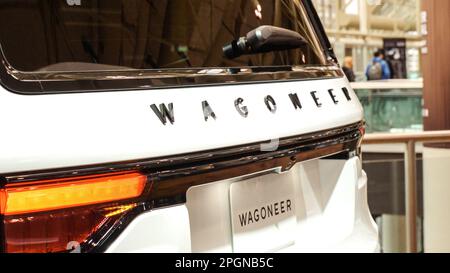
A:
352,80,424,134
355,80,425,253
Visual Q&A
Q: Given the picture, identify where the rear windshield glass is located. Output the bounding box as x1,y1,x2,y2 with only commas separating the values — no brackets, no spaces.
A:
0,0,327,73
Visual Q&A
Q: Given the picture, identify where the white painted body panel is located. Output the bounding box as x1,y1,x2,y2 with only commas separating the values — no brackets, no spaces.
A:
0,77,361,173
0,75,378,252
107,157,379,253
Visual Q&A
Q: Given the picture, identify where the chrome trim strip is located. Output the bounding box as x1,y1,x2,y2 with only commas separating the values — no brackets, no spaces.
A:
2,121,364,184
8,65,342,82
0,46,343,94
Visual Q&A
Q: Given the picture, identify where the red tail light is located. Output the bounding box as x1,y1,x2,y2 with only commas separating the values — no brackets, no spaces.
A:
0,172,147,253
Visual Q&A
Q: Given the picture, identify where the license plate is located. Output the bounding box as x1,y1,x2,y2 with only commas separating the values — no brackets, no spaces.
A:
229,171,297,253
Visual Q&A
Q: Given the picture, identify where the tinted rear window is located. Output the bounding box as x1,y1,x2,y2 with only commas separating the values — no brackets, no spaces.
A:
0,0,327,72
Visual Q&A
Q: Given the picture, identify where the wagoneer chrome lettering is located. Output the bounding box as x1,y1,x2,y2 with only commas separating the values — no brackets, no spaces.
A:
150,87,352,125
264,95,278,114
289,93,303,110
150,103,175,126
235,98,249,118
202,101,217,122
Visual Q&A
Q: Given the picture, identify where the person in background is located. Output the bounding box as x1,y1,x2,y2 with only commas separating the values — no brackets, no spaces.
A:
366,50,391,81
342,56,356,82
379,49,395,79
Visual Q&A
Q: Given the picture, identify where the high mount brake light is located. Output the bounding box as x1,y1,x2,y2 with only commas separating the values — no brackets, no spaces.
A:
0,172,147,253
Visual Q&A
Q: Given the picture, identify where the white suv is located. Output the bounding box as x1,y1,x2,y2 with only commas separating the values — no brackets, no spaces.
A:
0,0,378,253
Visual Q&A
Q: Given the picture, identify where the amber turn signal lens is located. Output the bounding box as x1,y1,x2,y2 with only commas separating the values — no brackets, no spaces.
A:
0,172,147,253
0,172,146,216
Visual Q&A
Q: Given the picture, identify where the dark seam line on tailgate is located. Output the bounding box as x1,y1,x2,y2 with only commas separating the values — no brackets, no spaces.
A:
2,121,364,184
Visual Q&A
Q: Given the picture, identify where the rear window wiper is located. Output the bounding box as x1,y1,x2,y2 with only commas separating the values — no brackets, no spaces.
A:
223,25,308,59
